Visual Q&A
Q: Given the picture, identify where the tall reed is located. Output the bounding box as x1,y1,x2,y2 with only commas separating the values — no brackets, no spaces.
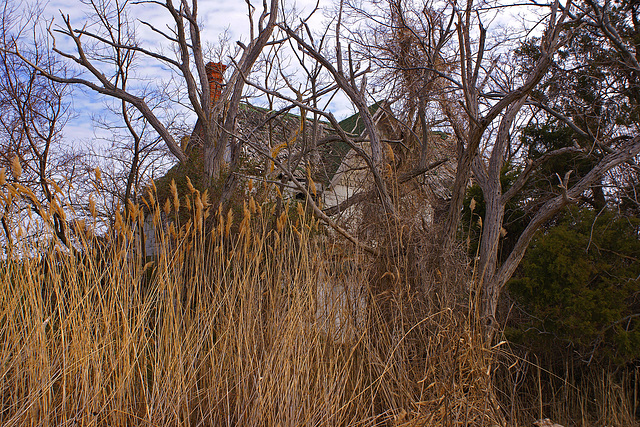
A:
0,181,636,425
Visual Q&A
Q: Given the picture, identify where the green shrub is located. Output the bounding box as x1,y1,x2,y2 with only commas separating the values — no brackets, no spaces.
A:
507,207,640,366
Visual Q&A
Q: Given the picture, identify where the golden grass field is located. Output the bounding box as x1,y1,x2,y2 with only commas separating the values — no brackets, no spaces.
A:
0,180,636,426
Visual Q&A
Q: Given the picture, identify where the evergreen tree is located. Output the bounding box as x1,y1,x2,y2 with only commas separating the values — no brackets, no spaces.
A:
507,207,640,366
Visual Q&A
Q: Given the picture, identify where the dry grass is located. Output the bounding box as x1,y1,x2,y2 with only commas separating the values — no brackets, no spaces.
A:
493,349,639,427
0,182,637,426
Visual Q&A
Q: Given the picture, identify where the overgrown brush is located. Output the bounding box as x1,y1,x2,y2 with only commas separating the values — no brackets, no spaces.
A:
0,180,636,426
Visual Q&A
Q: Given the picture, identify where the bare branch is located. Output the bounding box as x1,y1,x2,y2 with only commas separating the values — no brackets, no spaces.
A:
494,135,640,294
502,146,583,203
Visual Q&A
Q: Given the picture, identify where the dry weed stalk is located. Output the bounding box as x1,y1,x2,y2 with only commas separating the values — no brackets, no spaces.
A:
0,181,636,426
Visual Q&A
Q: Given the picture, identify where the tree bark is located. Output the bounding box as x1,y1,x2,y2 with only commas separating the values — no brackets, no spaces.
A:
481,135,640,337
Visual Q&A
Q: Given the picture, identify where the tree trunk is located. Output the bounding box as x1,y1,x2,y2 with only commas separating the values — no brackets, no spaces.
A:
479,135,640,339
444,126,482,246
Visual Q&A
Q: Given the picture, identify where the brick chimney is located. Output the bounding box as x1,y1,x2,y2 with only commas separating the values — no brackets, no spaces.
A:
205,62,226,106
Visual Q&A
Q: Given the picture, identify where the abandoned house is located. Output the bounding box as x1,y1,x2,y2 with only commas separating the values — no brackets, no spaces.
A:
143,62,456,255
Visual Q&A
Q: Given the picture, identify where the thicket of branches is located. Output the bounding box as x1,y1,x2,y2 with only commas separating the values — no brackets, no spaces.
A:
0,0,638,423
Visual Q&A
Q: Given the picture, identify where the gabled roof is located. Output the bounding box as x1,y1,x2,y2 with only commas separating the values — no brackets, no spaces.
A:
184,101,393,188
317,102,384,185
337,102,382,135
229,102,387,186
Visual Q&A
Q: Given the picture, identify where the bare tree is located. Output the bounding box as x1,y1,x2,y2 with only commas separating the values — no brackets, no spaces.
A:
78,0,176,217
0,2,81,250
12,0,280,205
278,3,398,218
471,0,640,334
343,0,640,337
89,111,172,221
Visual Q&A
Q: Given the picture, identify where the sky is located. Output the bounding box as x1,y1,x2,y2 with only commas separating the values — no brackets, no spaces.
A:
30,0,542,153
37,0,344,148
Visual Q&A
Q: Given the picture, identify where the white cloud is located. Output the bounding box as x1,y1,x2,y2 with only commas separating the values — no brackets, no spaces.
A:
27,0,379,153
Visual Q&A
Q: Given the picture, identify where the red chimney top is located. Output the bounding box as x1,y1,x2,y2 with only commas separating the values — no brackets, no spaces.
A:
205,62,226,105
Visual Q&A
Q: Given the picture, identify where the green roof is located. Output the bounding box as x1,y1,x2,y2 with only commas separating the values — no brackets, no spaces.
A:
237,102,384,186
190,101,385,186
337,102,382,135
316,102,383,185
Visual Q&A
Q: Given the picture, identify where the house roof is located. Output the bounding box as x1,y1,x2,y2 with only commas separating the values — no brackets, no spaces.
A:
184,100,455,199
337,102,382,135
316,103,384,185
230,103,385,186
